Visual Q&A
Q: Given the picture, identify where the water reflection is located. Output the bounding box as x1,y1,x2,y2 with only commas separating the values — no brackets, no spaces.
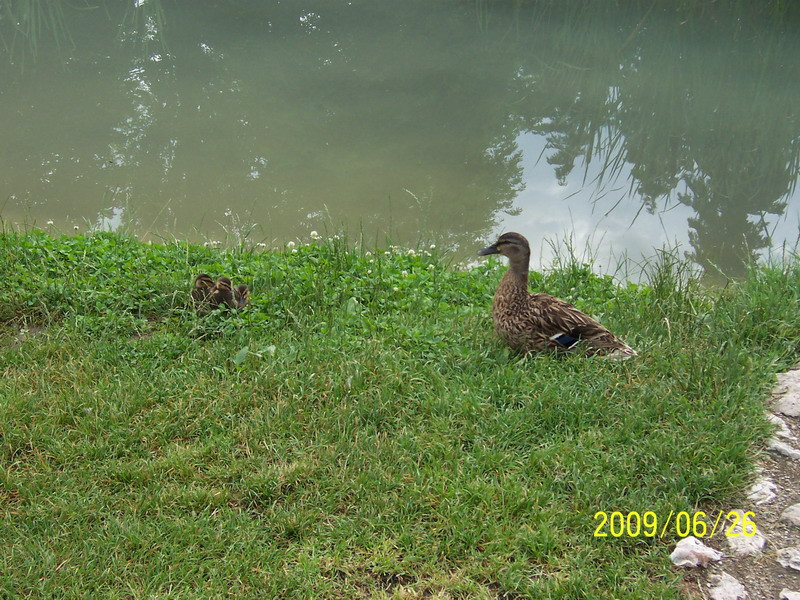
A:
509,2,800,275
1,1,798,276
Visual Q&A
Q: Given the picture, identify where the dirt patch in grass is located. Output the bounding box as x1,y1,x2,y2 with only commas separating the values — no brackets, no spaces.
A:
4,323,45,348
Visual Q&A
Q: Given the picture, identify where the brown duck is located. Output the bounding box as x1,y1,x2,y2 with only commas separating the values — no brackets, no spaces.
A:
233,282,250,309
478,232,636,358
191,273,215,313
209,276,250,310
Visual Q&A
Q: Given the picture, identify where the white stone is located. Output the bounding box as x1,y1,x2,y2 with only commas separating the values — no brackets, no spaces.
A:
774,370,800,416
708,572,748,600
725,510,766,556
781,504,800,527
746,477,778,505
780,589,800,600
669,536,723,567
778,547,800,572
768,438,800,460
768,413,796,440
775,368,800,393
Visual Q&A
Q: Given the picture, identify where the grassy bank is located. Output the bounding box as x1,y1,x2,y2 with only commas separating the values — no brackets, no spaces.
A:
1,230,798,599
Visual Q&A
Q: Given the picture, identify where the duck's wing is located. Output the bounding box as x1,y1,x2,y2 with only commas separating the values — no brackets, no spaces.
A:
191,287,207,304
531,293,635,355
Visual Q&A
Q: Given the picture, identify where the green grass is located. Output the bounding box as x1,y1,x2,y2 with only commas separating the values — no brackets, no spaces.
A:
1,230,798,599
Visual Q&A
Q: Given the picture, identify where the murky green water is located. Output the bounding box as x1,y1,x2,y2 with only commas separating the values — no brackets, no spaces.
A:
2,1,798,275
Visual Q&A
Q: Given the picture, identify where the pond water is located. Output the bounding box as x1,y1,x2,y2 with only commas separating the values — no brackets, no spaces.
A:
2,1,799,276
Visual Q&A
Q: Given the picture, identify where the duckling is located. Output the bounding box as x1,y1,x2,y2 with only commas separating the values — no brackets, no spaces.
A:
191,273,215,313
209,276,238,309
233,283,250,309
478,232,636,358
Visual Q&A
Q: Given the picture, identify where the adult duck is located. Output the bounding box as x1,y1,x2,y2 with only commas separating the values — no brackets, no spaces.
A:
478,232,636,358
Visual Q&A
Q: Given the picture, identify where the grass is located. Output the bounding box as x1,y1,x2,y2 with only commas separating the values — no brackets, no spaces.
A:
1,230,798,599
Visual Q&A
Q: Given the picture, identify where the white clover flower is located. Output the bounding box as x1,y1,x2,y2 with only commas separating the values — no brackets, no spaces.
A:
203,241,210,247
46,220,54,226
287,240,296,249
401,270,409,278
429,243,436,249
423,250,431,257
392,286,399,292
310,230,320,240
257,242,267,249
384,251,391,257
406,249,416,256
291,248,298,253
427,264,435,270
367,269,372,275
368,258,374,264
365,251,372,257
73,225,80,231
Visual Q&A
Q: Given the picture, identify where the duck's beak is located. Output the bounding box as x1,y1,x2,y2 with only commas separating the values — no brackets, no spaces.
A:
478,243,499,256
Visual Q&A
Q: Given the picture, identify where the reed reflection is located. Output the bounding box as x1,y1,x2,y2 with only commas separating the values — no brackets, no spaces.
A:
510,1,799,276
1,1,798,277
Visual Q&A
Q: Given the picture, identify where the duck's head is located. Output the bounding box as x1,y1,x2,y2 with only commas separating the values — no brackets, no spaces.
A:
215,276,233,291
478,232,530,259
479,232,531,273
194,273,214,289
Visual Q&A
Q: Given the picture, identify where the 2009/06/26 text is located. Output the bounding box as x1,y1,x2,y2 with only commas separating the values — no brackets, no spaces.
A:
593,510,757,539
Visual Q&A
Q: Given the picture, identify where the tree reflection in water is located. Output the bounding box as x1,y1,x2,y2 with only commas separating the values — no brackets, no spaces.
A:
511,1,799,277
1,1,798,277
